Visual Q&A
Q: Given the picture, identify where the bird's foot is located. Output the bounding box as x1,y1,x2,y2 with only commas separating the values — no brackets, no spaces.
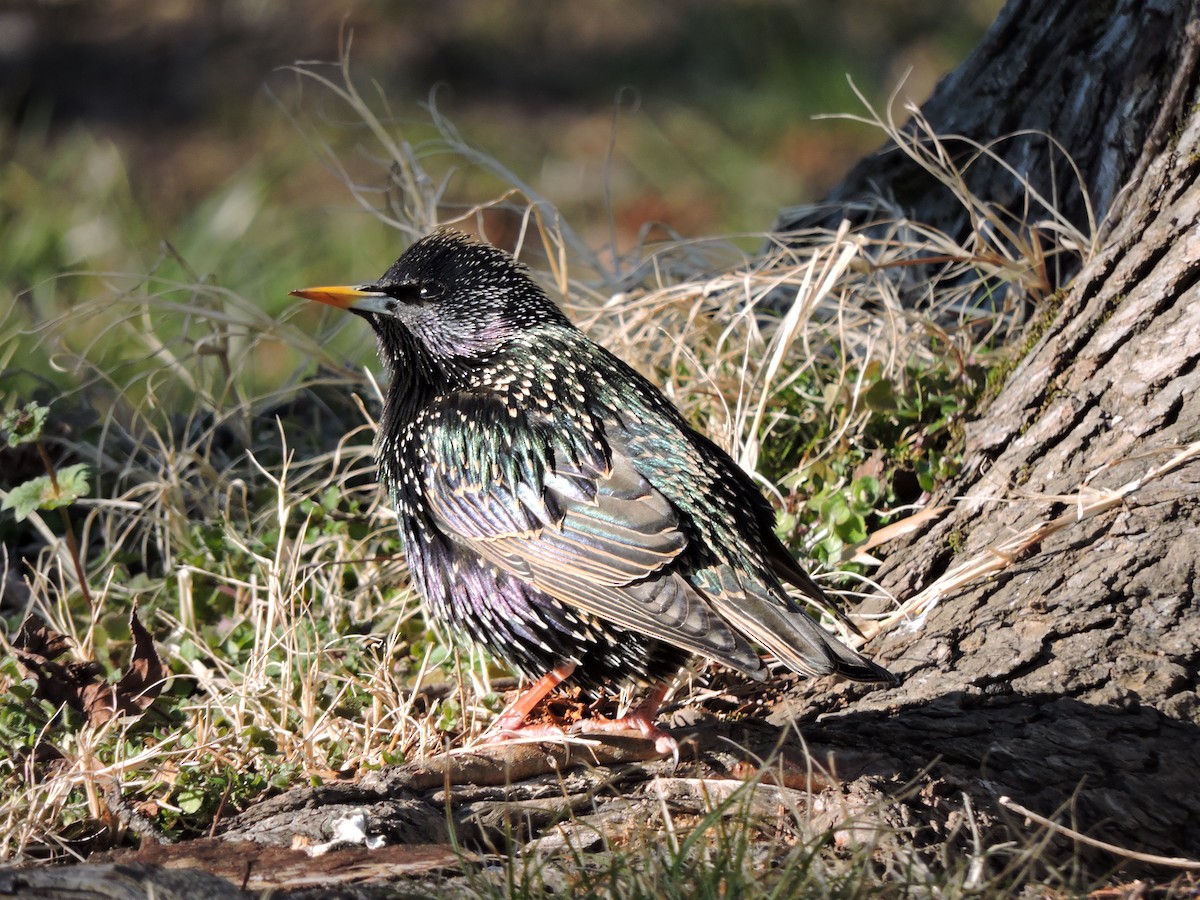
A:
479,662,577,742
569,711,678,763
569,680,678,761
479,671,678,761
479,718,572,744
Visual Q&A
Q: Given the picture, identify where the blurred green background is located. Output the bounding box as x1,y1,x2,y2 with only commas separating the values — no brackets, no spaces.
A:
1,0,1000,314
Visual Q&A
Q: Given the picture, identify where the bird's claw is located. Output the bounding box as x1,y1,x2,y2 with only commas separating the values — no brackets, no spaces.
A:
478,720,570,745
568,716,679,763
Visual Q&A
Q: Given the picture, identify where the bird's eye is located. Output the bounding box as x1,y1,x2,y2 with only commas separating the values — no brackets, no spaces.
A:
417,282,443,303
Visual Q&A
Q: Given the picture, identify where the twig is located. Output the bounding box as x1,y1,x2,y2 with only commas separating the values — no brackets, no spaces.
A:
999,796,1200,871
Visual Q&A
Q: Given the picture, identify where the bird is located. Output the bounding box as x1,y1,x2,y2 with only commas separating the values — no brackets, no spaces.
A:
290,229,894,752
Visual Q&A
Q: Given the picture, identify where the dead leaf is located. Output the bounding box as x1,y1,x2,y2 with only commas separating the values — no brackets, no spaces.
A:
12,609,164,727
112,609,165,714
14,616,71,662
14,616,107,720
852,451,886,482
81,680,120,726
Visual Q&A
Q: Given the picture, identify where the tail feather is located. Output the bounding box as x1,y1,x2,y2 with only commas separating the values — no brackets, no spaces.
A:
766,542,866,639
694,566,897,685
740,591,896,684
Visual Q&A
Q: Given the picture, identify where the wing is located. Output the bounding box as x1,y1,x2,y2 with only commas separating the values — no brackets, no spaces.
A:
418,395,765,677
646,424,888,681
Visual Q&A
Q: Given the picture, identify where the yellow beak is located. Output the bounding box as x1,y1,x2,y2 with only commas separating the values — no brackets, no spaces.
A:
289,284,388,311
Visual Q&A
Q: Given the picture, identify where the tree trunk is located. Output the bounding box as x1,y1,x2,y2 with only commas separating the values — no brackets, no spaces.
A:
771,1,1200,874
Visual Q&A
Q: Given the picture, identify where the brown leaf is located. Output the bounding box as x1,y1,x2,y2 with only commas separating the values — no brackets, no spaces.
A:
851,450,886,482
112,608,165,715
84,608,166,726
13,615,71,661
13,616,108,719
11,610,163,727
81,679,119,726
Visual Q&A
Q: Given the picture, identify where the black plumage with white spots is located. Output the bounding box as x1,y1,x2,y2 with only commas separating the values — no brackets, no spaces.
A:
294,230,894,702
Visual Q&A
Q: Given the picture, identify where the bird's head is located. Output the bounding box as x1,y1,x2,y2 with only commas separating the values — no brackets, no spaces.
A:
291,230,572,378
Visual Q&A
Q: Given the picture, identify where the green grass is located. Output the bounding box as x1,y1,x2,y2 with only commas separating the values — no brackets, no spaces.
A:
0,59,1099,893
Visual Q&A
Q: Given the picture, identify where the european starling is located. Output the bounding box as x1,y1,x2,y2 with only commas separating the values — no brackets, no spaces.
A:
291,230,893,749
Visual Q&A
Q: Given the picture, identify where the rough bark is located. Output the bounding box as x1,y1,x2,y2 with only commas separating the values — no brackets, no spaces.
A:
762,4,1200,874
0,862,247,899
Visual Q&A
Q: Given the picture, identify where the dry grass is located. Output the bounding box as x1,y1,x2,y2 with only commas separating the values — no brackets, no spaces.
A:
0,55,1095,890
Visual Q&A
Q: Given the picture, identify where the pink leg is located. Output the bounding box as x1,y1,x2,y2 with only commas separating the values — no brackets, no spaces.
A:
569,682,678,759
483,662,577,738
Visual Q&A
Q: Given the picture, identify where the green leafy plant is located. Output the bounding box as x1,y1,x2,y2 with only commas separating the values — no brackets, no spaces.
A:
1,401,93,607
3,462,90,522
2,402,92,520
